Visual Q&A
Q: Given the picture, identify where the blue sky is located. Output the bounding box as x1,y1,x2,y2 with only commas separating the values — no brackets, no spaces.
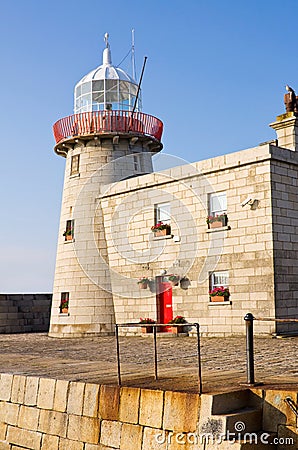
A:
0,0,297,292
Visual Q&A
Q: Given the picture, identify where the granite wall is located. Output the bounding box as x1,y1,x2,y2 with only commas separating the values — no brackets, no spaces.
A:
0,294,52,334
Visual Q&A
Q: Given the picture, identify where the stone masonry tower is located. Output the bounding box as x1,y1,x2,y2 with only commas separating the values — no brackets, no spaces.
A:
49,34,163,337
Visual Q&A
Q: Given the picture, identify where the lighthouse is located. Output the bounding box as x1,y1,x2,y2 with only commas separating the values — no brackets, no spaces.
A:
49,34,163,337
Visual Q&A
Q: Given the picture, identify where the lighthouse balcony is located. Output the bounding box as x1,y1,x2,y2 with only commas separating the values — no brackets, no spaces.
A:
53,110,163,150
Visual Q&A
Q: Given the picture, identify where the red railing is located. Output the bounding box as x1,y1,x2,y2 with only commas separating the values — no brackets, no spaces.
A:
53,111,163,144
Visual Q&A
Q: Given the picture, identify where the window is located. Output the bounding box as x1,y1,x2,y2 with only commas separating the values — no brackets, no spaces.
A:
81,82,91,95
209,271,229,302
155,202,171,225
60,292,69,313
209,192,227,216
207,192,228,228
63,219,74,241
133,155,140,172
70,154,80,176
210,271,229,289
152,203,171,236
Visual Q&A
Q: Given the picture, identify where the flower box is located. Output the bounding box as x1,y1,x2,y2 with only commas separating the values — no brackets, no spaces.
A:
138,278,150,289
209,286,230,302
154,228,168,237
139,318,156,332
168,316,187,334
141,326,153,333
209,220,224,229
151,222,171,237
60,298,69,312
207,214,228,229
171,325,186,334
63,227,73,240
210,295,229,302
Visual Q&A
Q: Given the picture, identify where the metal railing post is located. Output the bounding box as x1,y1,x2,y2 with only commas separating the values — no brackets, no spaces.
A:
244,313,255,385
153,326,158,380
115,322,202,390
195,323,202,394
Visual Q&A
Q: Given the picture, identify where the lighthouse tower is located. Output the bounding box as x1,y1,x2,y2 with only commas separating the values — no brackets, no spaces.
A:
49,34,163,337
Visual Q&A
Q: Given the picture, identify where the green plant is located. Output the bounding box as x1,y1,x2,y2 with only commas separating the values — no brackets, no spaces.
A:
60,300,69,309
206,213,227,224
168,274,180,282
151,222,171,232
137,277,150,284
139,318,156,324
168,315,187,324
63,228,73,236
209,286,230,297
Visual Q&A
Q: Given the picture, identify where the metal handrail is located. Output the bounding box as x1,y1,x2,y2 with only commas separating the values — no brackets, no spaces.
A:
244,313,298,385
53,110,163,144
115,322,202,393
253,317,298,322
284,397,298,418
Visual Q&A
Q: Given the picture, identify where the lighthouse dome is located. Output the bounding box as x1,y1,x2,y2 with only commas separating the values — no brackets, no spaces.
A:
74,33,141,114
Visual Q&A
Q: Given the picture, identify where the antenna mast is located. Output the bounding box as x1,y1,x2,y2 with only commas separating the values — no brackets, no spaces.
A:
131,56,147,116
131,29,136,80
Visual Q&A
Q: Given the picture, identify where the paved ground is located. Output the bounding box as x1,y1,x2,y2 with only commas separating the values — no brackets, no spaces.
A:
0,333,297,393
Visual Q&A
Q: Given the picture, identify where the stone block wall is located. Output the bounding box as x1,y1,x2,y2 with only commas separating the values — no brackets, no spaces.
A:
49,138,298,337
270,147,298,333
0,373,297,449
0,373,200,449
101,144,277,336
50,137,154,337
0,294,52,334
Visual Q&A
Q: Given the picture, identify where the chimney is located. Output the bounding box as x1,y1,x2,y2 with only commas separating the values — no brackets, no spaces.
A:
270,111,298,151
270,88,298,151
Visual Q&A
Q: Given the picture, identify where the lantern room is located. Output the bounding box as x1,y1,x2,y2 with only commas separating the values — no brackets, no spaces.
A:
74,33,141,114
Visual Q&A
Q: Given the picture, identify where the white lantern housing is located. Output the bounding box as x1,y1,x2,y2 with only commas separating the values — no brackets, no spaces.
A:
74,34,141,114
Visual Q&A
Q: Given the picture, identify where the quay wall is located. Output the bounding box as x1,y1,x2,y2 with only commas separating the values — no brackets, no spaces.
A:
0,373,297,449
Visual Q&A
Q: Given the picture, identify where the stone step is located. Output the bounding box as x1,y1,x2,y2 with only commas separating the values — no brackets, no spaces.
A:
215,406,262,435
211,390,252,415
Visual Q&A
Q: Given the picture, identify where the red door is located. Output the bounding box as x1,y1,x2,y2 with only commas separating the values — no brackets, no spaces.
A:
156,277,173,332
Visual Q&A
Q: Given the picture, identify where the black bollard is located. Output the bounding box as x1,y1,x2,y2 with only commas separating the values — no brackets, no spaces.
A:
115,324,121,385
244,313,255,385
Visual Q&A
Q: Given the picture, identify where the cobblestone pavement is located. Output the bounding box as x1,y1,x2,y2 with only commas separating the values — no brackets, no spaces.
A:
0,333,297,393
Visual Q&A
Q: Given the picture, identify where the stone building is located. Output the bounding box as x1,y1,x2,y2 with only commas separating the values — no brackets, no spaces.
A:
49,35,298,337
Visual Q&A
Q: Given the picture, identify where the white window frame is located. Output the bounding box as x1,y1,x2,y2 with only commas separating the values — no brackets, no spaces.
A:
210,271,229,291
209,192,227,216
60,291,69,313
155,202,171,225
70,154,80,176
64,219,74,241
133,154,140,172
